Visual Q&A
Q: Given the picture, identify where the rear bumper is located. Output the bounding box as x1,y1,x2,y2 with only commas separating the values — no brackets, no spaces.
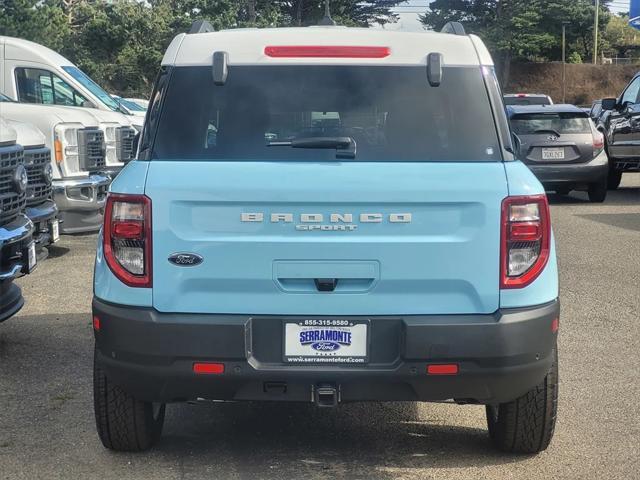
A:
525,151,608,186
93,298,560,405
53,175,109,234
611,158,640,172
0,214,34,282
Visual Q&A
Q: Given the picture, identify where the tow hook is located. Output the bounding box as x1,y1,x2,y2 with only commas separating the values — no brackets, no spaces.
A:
314,383,339,407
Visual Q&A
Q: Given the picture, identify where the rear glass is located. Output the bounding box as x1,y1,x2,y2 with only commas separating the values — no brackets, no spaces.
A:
152,66,501,162
510,113,592,135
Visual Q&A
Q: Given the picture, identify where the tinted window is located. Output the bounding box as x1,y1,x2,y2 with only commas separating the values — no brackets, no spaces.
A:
620,77,640,105
152,66,501,162
510,113,592,135
15,68,90,107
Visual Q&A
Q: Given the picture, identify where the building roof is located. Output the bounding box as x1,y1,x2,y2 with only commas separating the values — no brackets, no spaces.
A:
162,27,493,67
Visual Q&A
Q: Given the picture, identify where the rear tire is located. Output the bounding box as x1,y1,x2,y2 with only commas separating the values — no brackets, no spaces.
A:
486,348,558,454
588,178,607,203
554,187,570,196
607,169,622,190
93,348,165,451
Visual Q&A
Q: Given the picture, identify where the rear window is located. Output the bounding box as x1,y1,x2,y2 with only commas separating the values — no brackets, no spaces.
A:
152,66,501,162
510,113,592,135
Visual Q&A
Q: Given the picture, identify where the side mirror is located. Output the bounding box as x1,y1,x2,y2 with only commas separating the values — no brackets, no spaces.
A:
601,98,618,111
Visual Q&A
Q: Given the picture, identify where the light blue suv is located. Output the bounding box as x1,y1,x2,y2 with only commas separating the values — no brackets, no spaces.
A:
92,23,560,453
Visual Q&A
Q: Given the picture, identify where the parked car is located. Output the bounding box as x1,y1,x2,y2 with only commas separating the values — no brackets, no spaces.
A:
111,95,146,118
0,36,143,130
594,73,640,189
0,117,36,323
507,104,609,202
2,117,59,254
125,98,149,109
0,96,110,233
504,93,554,106
92,22,560,454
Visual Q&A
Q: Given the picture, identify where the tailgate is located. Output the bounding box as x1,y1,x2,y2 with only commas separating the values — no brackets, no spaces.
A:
146,161,507,315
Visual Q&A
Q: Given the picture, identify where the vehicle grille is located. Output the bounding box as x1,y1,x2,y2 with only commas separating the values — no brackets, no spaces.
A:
24,146,52,207
78,128,106,172
0,144,26,224
116,127,136,162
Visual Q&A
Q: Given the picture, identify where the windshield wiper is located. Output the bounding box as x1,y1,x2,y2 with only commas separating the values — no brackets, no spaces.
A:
533,128,561,137
268,136,356,159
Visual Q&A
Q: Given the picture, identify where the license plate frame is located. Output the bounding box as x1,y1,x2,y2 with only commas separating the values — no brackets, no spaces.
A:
542,147,565,160
283,319,370,365
50,219,60,243
22,242,37,274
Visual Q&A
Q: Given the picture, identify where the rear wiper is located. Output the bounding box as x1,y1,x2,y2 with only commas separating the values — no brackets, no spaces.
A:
268,136,356,159
533,129,561,137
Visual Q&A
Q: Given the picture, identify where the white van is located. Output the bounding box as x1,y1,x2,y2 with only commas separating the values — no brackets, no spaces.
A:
1,117,59,248
0,36,143,131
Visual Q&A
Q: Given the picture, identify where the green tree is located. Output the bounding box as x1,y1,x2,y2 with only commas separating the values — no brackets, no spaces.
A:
0,0,70,51
272,1,401,27
602,14,640,59
420,0,611,84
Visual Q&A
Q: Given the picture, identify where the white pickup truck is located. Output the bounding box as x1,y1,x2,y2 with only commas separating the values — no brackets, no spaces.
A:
1,95,112,233
0,117,35,322
1,116,59,250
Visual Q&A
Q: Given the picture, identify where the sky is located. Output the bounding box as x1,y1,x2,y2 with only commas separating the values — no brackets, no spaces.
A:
378,1,632,32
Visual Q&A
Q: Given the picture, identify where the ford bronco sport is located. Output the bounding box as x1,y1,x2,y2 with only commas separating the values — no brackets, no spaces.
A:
92,23,560,454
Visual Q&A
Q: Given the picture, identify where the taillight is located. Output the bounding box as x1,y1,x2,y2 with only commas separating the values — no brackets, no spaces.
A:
103,193,152,288
500,195,550,289
593,130,604,156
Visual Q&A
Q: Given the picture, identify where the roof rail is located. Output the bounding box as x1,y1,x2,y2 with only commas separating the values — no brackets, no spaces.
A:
441,22,466,36
189,20,214,34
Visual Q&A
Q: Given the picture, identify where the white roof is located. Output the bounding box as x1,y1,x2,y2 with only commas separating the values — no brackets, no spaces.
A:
0,36,74,67
163,27,493,67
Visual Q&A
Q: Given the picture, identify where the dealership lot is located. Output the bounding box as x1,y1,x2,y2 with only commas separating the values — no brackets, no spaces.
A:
0,175,638,480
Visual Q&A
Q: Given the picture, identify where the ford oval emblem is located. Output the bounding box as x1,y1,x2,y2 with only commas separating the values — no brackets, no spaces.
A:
311,341,341,352
168,253,203,267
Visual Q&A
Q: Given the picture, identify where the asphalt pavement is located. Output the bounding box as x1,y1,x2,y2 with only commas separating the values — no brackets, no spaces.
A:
1,174,638,480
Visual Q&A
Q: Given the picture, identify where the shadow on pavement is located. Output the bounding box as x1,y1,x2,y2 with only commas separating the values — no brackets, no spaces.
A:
547,186,639,206
577,213,640,231
152,395,526,476
46,245,72,258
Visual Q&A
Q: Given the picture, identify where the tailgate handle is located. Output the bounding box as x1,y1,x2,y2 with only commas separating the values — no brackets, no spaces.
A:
314,278,338,292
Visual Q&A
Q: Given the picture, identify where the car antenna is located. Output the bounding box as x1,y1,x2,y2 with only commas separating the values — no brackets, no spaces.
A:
318,0,337,26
